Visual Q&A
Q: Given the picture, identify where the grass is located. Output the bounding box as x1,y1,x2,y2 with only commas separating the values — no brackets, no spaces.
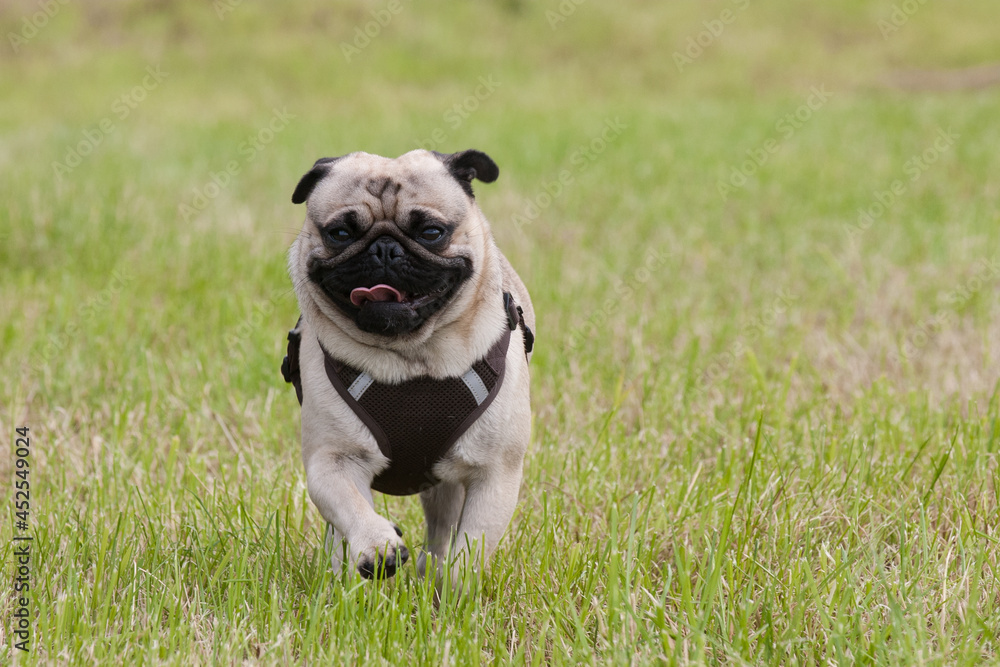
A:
1,0,999,663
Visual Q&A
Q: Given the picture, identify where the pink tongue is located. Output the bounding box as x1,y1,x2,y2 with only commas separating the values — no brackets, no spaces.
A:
350,284,404,306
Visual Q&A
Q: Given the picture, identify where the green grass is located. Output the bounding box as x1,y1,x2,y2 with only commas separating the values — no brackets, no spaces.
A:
2,0,999,663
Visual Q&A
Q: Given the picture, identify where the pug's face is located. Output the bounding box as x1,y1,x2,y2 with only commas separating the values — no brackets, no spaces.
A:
290,149,499,336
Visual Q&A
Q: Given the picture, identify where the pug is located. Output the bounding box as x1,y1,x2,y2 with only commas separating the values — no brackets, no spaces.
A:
282,149,534,586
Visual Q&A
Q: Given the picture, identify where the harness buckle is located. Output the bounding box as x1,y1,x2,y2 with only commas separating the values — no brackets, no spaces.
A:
503,291,519,331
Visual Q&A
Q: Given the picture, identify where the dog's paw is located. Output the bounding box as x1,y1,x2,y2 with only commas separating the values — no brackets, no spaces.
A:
355,523,408,580
357,544,409,579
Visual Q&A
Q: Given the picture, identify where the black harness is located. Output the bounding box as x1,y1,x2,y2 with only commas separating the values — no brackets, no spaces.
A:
282,293,533,495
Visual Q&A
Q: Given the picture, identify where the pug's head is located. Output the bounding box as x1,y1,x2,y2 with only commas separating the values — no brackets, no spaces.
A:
290,149,499,337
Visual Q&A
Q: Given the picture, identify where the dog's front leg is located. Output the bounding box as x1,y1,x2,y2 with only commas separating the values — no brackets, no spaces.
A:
305,451,408,579
417,481,465,578
447,464,523,584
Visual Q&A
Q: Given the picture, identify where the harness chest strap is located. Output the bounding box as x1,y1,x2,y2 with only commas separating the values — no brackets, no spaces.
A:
281,292,533,496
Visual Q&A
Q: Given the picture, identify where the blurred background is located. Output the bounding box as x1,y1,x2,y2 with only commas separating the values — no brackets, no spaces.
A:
2,0,998,409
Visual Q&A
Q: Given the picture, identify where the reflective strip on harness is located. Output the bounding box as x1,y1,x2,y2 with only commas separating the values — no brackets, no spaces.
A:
460,368,489,405
347,372,375,400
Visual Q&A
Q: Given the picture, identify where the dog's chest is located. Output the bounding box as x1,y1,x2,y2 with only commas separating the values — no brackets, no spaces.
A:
284,321,512,495
324,328,510,495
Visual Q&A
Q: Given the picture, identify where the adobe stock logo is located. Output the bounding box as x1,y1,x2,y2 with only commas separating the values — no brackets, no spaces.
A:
30,267,134,374
672,0,751,71
717,85,832,200
413,76,502,152
512,117,628,234
214,0,244,20
340,0,408,63
51,65,169,179
843,127,959,246
546,0,589,30
566,248,671,351
7,0,73,53
696,288,799,393
891,257,1000,364
878,0,931,38
178,108,296,221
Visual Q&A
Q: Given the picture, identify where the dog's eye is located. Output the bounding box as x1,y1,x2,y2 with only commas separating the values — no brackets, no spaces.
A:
418,227,445,243
324,226,353,245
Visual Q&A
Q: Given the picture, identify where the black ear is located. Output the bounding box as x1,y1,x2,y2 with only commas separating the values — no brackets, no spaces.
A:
433,149,499,197
291,157,342,204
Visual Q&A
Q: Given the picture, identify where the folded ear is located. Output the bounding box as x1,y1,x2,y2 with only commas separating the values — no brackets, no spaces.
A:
291,157,342,204
432,149,499,197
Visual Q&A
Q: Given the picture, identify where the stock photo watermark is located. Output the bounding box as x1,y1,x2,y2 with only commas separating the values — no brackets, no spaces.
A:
512,116,628,233
843,126,958,246
225,290,289,362
340,0,408,62
7,0,72,53
717,85,832,200
891,257,999,364
696,288,799,393
50,65,168,179
10,425,33,653
566,248,671,350
546,0,590,30
414,76,502,152
178,107,295,221
673,0,750,72
29,267,133,375
214,0,244,20
878,0,931,38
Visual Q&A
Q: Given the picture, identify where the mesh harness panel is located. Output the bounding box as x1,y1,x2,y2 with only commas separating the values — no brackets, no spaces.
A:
281,293,533,496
